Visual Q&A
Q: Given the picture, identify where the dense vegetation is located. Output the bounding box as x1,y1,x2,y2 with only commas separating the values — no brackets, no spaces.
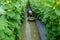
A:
0,0,27,40
30,0,60,40
0,0,60,40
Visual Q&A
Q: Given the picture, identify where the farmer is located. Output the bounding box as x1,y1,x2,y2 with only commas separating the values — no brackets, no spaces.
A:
27,8,33,17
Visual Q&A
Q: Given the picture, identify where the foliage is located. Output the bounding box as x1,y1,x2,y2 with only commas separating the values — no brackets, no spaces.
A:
30,0,60,40
0,0,27,40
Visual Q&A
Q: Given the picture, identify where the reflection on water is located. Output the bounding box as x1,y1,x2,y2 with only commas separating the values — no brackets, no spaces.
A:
20,17,41,40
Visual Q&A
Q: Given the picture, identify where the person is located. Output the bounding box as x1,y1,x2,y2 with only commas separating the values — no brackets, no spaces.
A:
27,8,33,17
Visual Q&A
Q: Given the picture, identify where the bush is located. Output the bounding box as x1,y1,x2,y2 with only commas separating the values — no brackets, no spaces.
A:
30,0,60,40
0,0,27,40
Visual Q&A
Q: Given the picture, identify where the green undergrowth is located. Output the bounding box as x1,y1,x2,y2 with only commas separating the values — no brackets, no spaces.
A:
30,0,60,40
0,0,27,40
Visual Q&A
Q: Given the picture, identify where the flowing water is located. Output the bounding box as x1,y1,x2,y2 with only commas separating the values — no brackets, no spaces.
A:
20,17,41,40
25,18,31,40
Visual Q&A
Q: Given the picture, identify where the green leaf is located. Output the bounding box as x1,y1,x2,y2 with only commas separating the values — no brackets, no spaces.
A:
7,11,15,18
55,7,60,16
4,28,13,35
0,30,5,40
0,7,6,14
0,19,8,30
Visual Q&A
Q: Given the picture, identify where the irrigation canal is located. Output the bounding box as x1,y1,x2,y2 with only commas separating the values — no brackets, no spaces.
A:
19,17,46,40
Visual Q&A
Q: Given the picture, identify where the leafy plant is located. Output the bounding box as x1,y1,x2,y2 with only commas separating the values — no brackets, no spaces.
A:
0,0,27,40
30,0,60,40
